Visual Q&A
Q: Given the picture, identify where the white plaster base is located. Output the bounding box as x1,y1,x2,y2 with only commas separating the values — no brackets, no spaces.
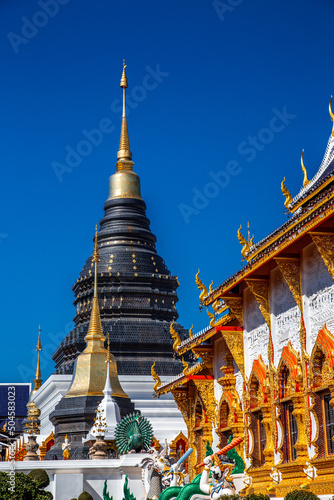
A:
0,454,148,500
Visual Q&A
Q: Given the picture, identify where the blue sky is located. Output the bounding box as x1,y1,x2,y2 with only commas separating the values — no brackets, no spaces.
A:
1,0,334,383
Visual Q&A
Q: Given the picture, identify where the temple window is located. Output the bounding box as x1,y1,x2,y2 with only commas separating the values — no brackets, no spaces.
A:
324,394,334,455
312,348,325,388
279,364,290,399
250,410,266,467
281,402,298,462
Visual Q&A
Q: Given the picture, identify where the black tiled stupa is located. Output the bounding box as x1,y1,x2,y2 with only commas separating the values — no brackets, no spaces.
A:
52,65,187,377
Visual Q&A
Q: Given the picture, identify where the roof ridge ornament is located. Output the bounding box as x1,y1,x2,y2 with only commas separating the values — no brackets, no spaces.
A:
237,223,254,262
281,177,293,211
31,325,42,397
329,95,334,137
301,149,310,188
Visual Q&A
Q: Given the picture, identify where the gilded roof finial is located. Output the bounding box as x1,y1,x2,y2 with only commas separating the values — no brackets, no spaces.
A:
195,270,208,303
237,224,254,261
151,362,161,391
301,149,310,188
329,96,334,137
170,319,181,352
281,177,293,210
182,357,189,375
117,60,133,169
85,225,105,346
31,325,42,396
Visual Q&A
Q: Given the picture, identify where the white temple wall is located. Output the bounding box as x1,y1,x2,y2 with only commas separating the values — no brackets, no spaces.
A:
302,242,334,353
243,287,269,377
270,266,301,363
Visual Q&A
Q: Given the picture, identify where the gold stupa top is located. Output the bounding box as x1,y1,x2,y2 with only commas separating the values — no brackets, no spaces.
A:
108,61,142,201
31,325,42,397
117,60,133,167
65,226,128,399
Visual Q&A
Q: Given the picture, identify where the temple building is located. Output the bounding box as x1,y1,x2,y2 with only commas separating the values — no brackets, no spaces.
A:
155,97,334,496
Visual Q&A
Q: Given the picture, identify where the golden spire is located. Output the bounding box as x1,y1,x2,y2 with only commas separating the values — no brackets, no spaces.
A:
301,149,310,188
329,96,334,137
106,331,111,364
117,60,133,169
65,226,128,399
31,325,42,396
84,225,105,348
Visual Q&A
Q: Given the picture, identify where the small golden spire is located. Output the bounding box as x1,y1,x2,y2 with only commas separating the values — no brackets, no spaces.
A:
31,325,42,396
117,60,133,169
281,177,293,210
329,96,334,137
85,226,105,346
301,149,310,188
106,331,111,364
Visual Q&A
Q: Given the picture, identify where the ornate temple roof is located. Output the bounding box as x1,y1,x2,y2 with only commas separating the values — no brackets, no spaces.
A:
52,63,187,376
204,106,334,306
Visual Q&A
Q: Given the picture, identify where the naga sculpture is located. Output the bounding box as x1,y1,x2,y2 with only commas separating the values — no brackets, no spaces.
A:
115,412,153,454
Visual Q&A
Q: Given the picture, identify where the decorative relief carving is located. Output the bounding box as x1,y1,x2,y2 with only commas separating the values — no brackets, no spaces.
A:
246,278,271,329
223,296,243,325
246,324,269,375
311,232,334,281
172,391,190,427
275,257,302,311
194,380,217,426
275,306,301,358
221,329,244,376
307,285,334,344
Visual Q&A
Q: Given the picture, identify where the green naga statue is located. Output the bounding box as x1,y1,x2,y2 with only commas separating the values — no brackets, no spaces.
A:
115,412,153,454
226,435,245,474
103,475,136,500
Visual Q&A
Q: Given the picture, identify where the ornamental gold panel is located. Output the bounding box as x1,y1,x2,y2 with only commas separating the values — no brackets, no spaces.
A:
223,295,243,326
274,257,302,311
245,278,270,329
194,380,216,426
221,329,244,376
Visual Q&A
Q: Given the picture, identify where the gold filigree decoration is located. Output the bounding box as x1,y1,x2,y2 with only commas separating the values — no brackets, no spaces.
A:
151,362,161,392
310,232,334,281
237,223,254,261
245,278,270,329
194,380,216,425
223,295,243,326
170,319,181,351
195,269,208,303
301,149,310,188
172,390,190,427
275,257,302,311
220,329,244,376
281,177,293,210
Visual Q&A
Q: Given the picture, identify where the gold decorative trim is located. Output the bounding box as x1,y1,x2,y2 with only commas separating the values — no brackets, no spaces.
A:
220,329,244,376
245,278,270,329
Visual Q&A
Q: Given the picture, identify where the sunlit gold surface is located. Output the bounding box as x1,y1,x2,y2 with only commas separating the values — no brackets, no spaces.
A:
301,149,310,188
108,171,142,200
281,177,293,210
